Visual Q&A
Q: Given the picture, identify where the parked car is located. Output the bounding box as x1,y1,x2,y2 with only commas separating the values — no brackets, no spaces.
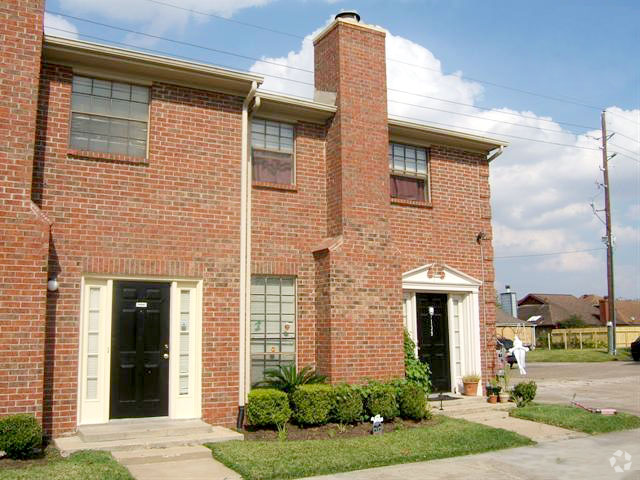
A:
631,336,640,361
496,337,516,368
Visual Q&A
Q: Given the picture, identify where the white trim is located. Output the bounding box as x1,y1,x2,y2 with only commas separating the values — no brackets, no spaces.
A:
77,275,203,426
402,264,483,396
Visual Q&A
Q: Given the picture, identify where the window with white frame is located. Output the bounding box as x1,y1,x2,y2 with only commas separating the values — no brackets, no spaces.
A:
251,118,295,184
70,76,149,157
250,276,296,385
389,142,429,202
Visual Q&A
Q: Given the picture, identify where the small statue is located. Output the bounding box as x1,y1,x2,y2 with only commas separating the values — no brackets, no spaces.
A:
370,414,384,435
508,335,530,375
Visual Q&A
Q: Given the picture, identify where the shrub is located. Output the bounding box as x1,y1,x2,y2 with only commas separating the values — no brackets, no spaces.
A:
246,388,291,427
255,364,327,394
363,382,399,420
0,414,42,459
403,329,432,394
291,384,335,426
397,382,430,420
332,384,364,424
512,381,537,407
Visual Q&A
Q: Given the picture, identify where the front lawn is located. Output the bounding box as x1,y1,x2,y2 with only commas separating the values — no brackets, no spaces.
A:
527,348,631,363
510,404,640,434
0,450,133,480
207,416,533,480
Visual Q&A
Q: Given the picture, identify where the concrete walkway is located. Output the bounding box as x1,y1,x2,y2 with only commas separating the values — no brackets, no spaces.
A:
125,448,241,480
305,429,640,480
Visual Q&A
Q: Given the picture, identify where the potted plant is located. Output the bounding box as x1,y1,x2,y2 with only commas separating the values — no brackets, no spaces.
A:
488,378,499,404
462,374,480,396
499,369,510,403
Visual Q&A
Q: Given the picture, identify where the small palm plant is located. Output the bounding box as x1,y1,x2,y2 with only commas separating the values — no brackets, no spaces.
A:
256,364,327,394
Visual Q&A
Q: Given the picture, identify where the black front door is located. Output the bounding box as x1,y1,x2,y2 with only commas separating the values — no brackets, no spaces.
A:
416,293,450,392
111,281,170,419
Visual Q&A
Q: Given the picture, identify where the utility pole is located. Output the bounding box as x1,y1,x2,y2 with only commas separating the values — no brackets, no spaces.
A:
601,111,616,355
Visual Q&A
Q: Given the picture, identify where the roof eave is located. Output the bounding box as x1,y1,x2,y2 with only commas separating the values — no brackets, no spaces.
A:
256,91,337,123
43,35,263,97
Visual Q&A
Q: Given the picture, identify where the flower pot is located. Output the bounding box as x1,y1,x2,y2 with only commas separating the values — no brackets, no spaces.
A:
488,394,498,404
463,381,478,396
499,392,510,403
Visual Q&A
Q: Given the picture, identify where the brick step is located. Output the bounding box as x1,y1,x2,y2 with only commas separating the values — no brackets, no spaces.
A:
111,445,213,466
54,424,243,456
78,418,213,442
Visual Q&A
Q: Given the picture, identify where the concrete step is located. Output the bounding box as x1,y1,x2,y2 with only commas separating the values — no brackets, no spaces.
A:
112,445,212,466
79,419,212,442
432,403,512,416
55,425,243,456
447,410,510,421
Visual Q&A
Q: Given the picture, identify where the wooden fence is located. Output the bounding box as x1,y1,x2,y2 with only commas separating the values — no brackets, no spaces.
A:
545,326,640,350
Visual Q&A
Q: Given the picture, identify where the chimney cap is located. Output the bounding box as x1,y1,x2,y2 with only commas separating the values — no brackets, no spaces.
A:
335,10,361,22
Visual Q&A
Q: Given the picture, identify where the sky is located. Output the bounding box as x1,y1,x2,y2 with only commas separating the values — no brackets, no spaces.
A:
43,0,640,300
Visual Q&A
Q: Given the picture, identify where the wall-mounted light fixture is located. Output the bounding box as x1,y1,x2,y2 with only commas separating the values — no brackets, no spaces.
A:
47,277,59,292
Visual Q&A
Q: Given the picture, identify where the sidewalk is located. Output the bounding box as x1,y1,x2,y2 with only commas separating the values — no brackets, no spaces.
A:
305,429,640,480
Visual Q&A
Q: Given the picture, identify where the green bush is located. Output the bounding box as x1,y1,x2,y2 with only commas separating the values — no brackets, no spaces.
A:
291,384,335,426
403,329,432,394
0,414,42,459
255,364,327,394
512,381,537,407
332,384,364,424
246,388,291,427
363,382,399,420
397,382,431,420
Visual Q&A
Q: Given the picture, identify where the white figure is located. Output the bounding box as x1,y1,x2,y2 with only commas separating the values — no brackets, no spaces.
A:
508,335,529,375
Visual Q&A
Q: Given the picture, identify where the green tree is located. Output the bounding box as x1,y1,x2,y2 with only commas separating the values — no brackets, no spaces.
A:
558,314,586,329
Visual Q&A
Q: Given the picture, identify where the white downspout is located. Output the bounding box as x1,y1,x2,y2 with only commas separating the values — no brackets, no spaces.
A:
238,82,258,424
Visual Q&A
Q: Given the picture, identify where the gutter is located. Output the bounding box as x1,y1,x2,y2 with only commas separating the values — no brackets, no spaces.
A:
487,145,504,162
238,83,261,429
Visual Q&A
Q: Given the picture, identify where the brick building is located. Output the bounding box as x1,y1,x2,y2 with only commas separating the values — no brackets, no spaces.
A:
1,3,505,437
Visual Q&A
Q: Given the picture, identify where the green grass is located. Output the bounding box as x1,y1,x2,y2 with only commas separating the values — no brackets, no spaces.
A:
207,416,533,480
511,404,640,434
0,450,133,480
527,348,631,362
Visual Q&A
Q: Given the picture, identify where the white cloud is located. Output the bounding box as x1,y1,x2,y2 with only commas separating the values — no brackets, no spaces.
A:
248,23,639,297
44,12,79,39
58,0,273,46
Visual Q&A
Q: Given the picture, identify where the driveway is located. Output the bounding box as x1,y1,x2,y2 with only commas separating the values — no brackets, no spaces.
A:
510,361,640,415
306,429,640,479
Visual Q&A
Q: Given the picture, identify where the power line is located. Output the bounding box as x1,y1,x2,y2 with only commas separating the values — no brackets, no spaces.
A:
609,143,640,158
388,88,598,131
387,57,603,111
390,113,600,151
47,11,315,74
611,131,640,144
606,109,640,127
610,151,640,164
388,99,588,136
494,247,605,260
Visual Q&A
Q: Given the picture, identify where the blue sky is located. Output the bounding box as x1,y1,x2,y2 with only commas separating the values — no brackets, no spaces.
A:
44,0,639,300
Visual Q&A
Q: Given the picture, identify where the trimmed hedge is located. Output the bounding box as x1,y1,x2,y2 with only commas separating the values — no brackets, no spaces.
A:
364,382,399,420
0,414,42,459
397,382,430,420
246,388,291,427
291,384,335,425
332,384,364,424
512,381,537,408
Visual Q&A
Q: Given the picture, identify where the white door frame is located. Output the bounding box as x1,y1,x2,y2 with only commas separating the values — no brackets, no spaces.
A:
77,275,203,426
402,264,483,396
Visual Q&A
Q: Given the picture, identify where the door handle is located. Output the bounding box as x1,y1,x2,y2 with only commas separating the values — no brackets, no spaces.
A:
163,353,169,359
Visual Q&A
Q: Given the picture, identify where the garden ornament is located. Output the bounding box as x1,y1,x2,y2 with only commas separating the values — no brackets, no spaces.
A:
370,414,384,434
508,335,529,375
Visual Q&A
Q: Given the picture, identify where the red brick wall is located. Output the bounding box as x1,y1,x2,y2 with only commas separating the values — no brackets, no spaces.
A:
250,120,327,369
313,20,405,382
34,65,245,435
390,145,497,384
0,0,50,422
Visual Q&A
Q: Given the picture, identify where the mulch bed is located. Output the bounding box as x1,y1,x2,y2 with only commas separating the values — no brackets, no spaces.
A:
0,445,58,470
242,417,441,441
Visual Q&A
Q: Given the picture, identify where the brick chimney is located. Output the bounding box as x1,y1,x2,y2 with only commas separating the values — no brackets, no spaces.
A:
313,13,404,382
0,1,50,423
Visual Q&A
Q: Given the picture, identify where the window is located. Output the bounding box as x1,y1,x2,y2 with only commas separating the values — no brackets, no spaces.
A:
70,76,149,157
389,142,429,202
251,118,294,184
250,276,296,385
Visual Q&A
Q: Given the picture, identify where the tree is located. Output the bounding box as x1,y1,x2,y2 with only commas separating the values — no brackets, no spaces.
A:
558,314,586,329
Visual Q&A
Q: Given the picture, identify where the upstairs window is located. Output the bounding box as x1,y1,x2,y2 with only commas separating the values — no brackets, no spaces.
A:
389,142,429,202
251,119,294,184
70,76,149,158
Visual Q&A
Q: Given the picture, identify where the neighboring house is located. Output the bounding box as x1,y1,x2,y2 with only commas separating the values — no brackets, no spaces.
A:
517,293,601,332
495,309,536,346
585,296,640,326
1,4,507,437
